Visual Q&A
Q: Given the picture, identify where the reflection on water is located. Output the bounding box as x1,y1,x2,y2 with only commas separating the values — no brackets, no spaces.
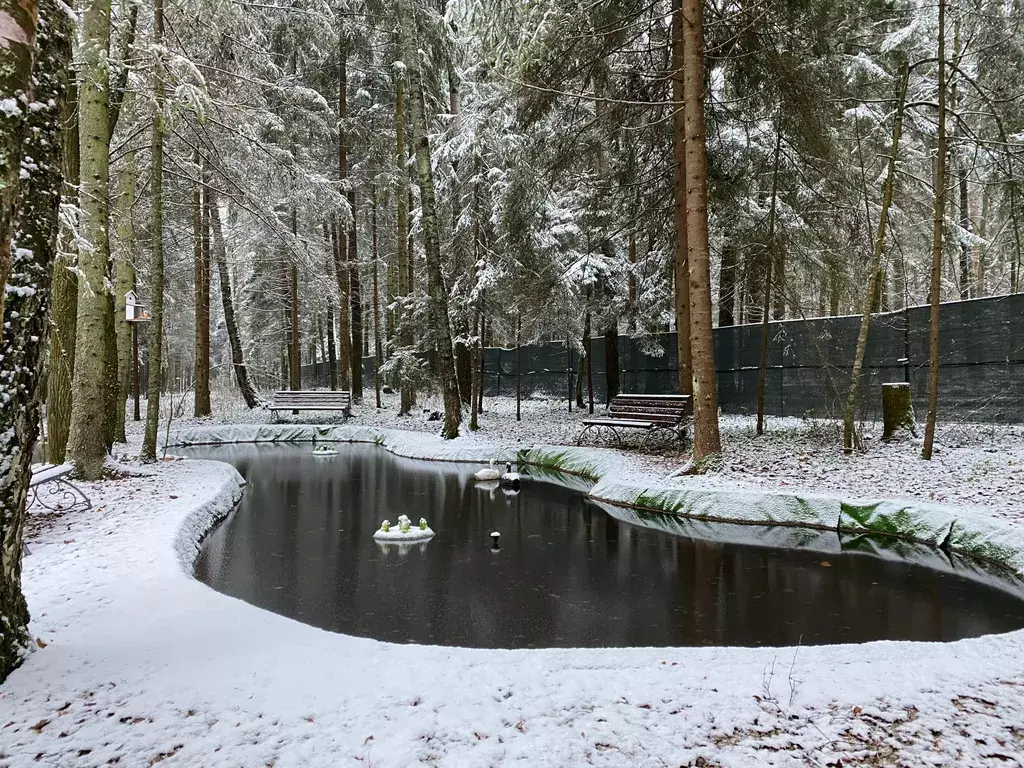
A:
187,444,1024,648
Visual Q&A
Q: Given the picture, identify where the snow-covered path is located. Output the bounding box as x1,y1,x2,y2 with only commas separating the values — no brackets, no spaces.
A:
2,447,1024,766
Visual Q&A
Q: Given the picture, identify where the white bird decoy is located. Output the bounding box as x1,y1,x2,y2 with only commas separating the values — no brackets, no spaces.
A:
500,462,521,490
474,459,501,482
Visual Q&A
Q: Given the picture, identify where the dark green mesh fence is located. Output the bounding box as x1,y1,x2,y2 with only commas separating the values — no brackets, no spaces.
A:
317,294,1023,423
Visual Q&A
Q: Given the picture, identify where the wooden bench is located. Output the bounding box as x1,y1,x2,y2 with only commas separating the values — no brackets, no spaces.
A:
29,463,92,512
577,394,692,449
267,390,352,422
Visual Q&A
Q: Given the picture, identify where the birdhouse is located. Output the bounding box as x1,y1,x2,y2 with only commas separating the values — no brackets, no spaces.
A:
125,290,150,322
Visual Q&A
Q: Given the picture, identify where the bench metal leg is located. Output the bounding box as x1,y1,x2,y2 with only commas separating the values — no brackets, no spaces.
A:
29,478,92,513
576,424,622,448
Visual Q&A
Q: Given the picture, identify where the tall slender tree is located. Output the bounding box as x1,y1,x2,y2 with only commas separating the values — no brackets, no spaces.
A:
68,0,114,479
399,0,461,438
923,0,947,461
682,0,720,459
142,0,166,462
670,0,692,398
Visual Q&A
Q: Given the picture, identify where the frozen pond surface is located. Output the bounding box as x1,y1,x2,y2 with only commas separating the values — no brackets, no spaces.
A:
187,444,1024,648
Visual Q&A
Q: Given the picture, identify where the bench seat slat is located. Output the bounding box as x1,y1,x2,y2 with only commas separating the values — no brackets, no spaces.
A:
582,418,656,429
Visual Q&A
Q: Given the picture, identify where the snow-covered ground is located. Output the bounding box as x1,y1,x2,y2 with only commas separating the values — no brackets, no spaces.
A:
3,391,1024,766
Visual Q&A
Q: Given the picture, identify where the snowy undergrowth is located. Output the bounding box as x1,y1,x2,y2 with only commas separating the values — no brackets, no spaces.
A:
3,449,1024,766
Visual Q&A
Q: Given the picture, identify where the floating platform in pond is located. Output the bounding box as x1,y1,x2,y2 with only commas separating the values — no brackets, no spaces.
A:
311,446,339,457
373,515,434,542
373,526,435,542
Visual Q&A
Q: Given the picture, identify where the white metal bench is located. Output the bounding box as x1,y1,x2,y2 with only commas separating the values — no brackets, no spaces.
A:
577,394,692,450
267,390,352,422
29,463,92,512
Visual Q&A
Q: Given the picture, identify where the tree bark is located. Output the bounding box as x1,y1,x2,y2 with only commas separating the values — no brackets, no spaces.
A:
604,325,619,405
349,189,363,402
843,63,909,453
671,0,692,396
47,87,80,464
332,220,351,391
193,153,211,416
142,0,165,462
113,147,135,443
326,299,338,391
922,0,947,461
211,190,259,408
395,63,413,415
0,0,39,322
756,125,782,436
400,0,461,438
882,382,916,441
371,187,383,408
682,0,721,459
0,0,70,681
68,0,113,479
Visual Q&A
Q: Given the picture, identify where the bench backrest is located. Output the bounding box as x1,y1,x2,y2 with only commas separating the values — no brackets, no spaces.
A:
608,394,691,425
270,390,351,407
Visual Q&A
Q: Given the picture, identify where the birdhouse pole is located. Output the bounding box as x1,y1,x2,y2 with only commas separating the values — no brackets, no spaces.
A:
125,290,150,421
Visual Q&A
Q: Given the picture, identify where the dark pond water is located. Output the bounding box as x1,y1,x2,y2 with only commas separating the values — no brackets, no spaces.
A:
187,444,1024,648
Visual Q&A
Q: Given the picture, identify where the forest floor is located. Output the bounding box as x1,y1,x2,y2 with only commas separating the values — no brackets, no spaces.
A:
3,391,1024,766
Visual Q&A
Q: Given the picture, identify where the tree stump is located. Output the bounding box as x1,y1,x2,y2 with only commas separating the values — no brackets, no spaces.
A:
882,382,917,441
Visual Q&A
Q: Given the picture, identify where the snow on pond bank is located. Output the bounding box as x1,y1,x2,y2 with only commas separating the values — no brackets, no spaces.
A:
2,440,1024,765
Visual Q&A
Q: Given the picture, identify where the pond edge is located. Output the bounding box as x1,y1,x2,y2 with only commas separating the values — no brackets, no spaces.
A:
164,423,1024,578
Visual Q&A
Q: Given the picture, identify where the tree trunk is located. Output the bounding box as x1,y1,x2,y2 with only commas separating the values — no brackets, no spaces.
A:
0,0,71,681
211,190,259,408
604,325,619,405
371,187,383,408
843,63,909,453
290,261,300,391
193,153,211,416
326,299,338,391
958,164,970,300
671,0,692,396
882,382,916,441
400,0,461,438
0,0,39,322
47,86,80,464
332,220,352,392
68,0,113,479
395,63,413,415
682,0,721,459
142,0,165,462
516,311,522,422
102,290,119,450
113,147,135,443
585,311,594,414
349,190,363,402
922,0,946,461
756,125,782,436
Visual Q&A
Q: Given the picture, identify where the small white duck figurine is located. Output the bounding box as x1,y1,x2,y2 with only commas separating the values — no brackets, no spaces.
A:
499,462,521,490
474,459,501,482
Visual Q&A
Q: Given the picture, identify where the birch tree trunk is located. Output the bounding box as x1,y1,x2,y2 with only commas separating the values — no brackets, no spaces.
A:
671,0,692,397
682,0,721,459
326,299,338,391
142,0,166,461
843,63,909,453
399,0,461,438
211,190,260,408
68,0,113,479
0,0,71,681
922,0,947,461
0,0,38,322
